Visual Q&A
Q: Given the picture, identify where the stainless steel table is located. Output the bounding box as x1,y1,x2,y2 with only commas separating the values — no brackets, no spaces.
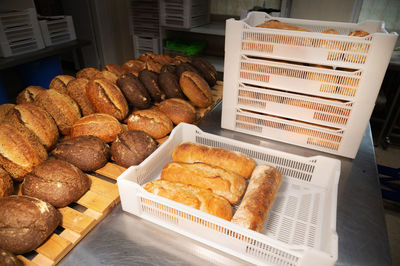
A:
59,102,392,266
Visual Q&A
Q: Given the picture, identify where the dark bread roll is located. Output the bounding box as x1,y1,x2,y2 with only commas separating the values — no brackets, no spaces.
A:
122,59,146,77
111,130,158,168
86,78,129,121
104,64,126,77
49,75,75,94
76,67,101,80
34,89,81,135
160,64,177,74
138,70,166,102
0,104,15,121
116,73,152,109
66,78,96,116
158,71,185,99
157,98,196,124
51,135,110,172
179,71,212,108
4,103,59,150
0,121,48,181
70,113,123,143
190,57,217,86
16,86,46,105
22,159,91,208
0,248,23,266
172,55,190,65
127,109,173,139
176,62,200,77
0,195,61,254
0,167,13,198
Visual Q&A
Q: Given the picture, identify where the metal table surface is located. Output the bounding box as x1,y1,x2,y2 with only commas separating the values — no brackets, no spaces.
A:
59,102,391,266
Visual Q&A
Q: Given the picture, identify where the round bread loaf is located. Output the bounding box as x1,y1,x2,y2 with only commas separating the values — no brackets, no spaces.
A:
4,103,59,150
16,86,46,105
172,55,190,65
111,130,158,168
66,78,96,116
52,135,110,171
104,64,126,77
22,159,91,207
91,70,118,84
138,69,166,102
138,52,155,62
0,104,15,121
127,109,173,139
76,67,101,80
179,71,212,108
0,121,48,181
0,195,61,254
116,73,152,109
34,89,81,135
70,113,123,142
144,58,162,73
0,167,13,198
176,62,200,77
158,71,185,99
49,75,75,94
157,98,196,124
86,78,129,121
122,59,145,76
190,57,217,86
0,248,23,266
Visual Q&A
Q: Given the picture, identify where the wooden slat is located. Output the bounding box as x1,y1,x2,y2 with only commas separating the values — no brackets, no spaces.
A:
87,174,120,202
95,163,126,180
18,255,39,266
58,207,96,235
59,229,81,245
36,234,72,262
77,191,115,214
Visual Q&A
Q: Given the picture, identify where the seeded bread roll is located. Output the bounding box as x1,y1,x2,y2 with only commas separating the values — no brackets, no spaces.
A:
76,67,101,80
52,135,110,171
16,86,46,105
111,130,158,167
0,167,13,198
49,75,75,94
104,64,126,77
144,58,162,73
122,59,146,77
179,71,212,108
22,159,91,207
86,78,129,121
0,104,15,121
0,121,48,181
91,70,118,84
0,195,61,254
157,98,196,124
66,78,96,116
161,162,246,204
172,142,256,179
127,109,173,139
144,180,233,221
70,113,123,143
231,165,282,232
34,89,81,135
4,103,59,150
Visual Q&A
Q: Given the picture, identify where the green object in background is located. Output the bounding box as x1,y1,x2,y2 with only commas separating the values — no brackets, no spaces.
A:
166,39,207,56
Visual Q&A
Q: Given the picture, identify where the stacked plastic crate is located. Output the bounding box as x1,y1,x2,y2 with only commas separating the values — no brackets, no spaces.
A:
39,16,76,46
129,0,160,58
159,0,209,29
221,12,398,158
0,8,44,57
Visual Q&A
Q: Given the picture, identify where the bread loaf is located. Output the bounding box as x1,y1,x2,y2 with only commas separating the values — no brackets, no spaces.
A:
161,162,246,204
111,130,158,167
122,59,146,77
51,135,110,171
0,248,23,266
138,70,166,102
158,71,185,99
231,165,282,232
16,86,46,105
144,180,233,220
0,121,48,181
179,71,212,108
157,98,196,124
0,167,13,198
127,109,173,139
91,70,118,84
49,75,75,94
66,78,96,116
172,142,256,179
256,20,311,32
86,78,128,121
76,67,101,80
116,73,152,109
4,103,59,150
0,195,61,254
104,64,126,77
22,159,91,207
34,89,81,135
0,104,15,121
70,113,123,143
190,57,217,87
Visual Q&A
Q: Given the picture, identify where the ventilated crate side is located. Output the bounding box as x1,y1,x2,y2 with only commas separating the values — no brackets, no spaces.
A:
159,0,209,29
39,16,76,46
133,35,160,58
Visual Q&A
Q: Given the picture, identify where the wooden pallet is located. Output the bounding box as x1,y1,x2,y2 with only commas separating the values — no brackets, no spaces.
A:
15,82,223,265
17,163,126,266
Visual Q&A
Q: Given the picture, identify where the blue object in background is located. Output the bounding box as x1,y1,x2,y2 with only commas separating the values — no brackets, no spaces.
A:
16,55,62,89
0,73,9,104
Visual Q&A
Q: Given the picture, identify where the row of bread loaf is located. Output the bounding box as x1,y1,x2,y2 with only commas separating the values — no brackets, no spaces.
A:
144,142,282,233
0,52,217,262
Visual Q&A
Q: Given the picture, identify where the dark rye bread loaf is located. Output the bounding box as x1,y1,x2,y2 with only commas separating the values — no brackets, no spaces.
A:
0,195,61,254
22,159,91,208
0,248,23,266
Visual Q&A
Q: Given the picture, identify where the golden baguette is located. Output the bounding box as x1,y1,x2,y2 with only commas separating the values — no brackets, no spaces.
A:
172,142,256,179
143,180,233,220
161,162,246,204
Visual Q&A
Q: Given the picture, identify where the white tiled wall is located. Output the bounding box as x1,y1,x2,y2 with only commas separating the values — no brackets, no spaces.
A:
358,0,400,30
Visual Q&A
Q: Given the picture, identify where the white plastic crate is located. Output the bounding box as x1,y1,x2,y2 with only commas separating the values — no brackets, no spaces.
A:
0,8,45,57
128,0,160,38
222,12,398,158
118,123,340,266
39,16,76,46
159,0,209,29
133,35,160,58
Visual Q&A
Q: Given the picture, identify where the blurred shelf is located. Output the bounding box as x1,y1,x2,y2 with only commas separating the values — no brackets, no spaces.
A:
162,21,225,36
